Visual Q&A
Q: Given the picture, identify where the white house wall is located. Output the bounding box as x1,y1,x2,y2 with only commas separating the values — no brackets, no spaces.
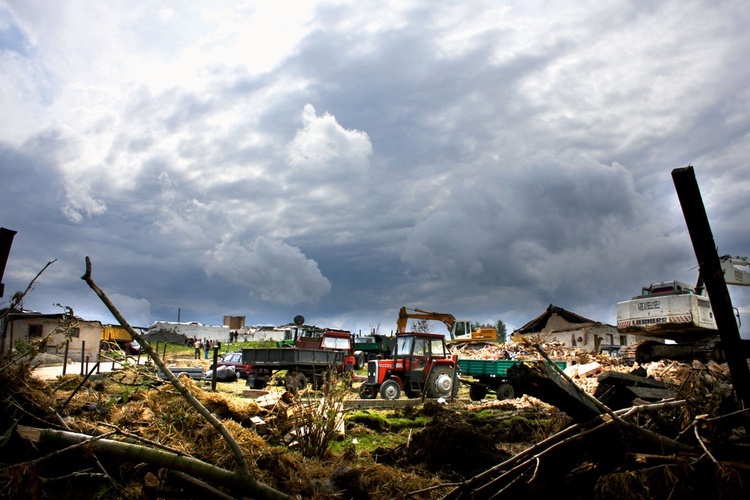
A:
4,316,102,362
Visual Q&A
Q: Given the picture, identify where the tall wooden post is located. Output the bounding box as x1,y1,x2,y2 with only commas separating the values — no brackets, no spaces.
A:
672,166,750,408
0,227,16,298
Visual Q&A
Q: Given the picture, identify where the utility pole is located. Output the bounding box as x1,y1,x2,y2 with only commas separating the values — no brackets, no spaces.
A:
672,166,750,409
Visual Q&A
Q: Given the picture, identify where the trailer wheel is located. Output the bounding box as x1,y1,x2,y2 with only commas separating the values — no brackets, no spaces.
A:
427,366,457,399
497,383,515,400
469,384,488,401
379,379,402,400
285,372,307,394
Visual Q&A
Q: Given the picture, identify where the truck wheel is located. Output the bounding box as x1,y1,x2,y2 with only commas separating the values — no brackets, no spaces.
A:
354,353,365,370
379,379,402,400
469,384,488,401
248,377,267,390
497,383,515,400
427,366,456,399
285,372,307,394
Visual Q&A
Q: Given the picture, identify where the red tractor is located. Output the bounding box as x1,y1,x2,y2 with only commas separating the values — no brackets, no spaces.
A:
358,332,459,400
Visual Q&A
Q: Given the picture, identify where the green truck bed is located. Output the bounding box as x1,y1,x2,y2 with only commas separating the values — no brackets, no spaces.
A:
457,358,566,377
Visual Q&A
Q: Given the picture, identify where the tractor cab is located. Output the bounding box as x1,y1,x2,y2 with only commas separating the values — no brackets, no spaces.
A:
359,332,457,400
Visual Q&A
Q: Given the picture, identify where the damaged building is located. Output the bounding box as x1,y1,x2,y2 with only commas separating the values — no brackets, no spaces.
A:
515,304,645,355
0,309,103,361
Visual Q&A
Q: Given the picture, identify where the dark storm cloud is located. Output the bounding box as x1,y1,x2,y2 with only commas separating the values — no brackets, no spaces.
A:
1,1,749,336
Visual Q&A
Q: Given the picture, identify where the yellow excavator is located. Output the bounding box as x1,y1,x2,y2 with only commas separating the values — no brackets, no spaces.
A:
396,307,498,343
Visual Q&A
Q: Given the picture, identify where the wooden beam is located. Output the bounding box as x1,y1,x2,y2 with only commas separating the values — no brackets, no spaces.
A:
672,166,750,408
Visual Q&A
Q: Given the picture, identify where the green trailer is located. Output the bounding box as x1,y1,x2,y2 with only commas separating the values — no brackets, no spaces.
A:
457,358,567,401
353,334,396,369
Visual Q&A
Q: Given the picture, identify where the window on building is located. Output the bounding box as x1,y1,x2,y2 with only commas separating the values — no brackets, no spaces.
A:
28,324,43,339
70,327,80,338
606,334,614,345
620,335,628,346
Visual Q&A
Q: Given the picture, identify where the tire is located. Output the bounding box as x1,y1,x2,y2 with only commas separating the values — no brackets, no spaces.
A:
285,372,308,394
379,379,402,400
497,383,515,400
354,353,365,370
359,384,377,399
246,376,267,389
427,365,457,399
469,384,488,401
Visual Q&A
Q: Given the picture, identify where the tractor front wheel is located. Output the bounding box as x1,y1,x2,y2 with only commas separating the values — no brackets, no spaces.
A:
379,379,402,400
427,366,457,399
358,384,377,399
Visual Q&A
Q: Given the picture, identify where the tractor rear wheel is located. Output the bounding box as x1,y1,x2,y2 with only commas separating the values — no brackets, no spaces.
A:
379,379,402,400
427,366,457,399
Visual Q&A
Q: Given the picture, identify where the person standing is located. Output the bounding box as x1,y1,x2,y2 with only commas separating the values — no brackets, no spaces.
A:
194,339,202,359
204,339,211,360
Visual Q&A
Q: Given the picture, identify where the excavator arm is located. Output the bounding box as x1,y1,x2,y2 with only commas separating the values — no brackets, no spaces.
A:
720,255,750,286
396,307,456,335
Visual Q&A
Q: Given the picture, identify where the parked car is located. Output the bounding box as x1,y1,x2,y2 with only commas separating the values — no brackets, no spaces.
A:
125,340,143,354
215,352,252,378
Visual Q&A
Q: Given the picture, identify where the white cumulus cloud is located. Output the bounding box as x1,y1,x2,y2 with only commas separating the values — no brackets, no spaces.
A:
205,236,332,305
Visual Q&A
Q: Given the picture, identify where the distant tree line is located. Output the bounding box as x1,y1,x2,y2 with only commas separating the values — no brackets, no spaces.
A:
473,320,507,343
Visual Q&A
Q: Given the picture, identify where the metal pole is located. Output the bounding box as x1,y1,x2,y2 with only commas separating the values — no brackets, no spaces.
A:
212,346,219,391
96,341,102,374
62,341,69,376
672,166,750,409
80,341,86,376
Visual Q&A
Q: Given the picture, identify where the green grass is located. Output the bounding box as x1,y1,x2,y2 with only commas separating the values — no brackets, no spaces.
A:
331,431,411,455
143,340,281,358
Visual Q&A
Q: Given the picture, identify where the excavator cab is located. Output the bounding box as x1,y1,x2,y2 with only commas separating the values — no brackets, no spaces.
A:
453,321,470,339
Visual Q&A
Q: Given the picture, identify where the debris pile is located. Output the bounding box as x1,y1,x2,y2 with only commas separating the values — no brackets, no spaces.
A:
444,349,750,499
3,287,748,500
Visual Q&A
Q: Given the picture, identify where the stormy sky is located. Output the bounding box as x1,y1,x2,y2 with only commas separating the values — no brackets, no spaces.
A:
2,1,749,338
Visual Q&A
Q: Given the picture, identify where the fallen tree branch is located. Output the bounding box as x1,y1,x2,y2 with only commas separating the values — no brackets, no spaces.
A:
80,257,247,471
16,425,288,499
80,257,288,499
97,422,189,457
16,430,117,467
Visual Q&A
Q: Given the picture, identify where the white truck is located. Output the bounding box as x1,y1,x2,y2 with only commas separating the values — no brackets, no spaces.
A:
616,255,750,363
